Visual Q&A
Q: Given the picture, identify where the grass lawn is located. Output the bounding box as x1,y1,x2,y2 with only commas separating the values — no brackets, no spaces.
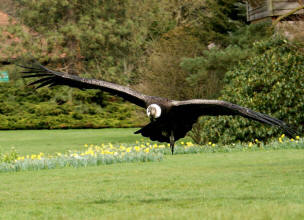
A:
0,129,303,219
0,128,144,155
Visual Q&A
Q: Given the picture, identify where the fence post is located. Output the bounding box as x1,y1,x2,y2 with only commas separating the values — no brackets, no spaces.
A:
268,0,273,16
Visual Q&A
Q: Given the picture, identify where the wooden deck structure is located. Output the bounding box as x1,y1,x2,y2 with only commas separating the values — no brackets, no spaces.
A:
247,0,304,22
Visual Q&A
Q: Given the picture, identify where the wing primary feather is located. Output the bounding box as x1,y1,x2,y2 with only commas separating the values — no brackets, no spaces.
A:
20,61,150,108
23,74,52,78
35,79,56,89
21,70,46,74
231,106,297,137
48,82,58,87
16,64,42,71
28,76,56,86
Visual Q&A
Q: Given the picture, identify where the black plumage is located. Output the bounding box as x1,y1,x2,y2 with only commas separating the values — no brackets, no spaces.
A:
20,62,297,154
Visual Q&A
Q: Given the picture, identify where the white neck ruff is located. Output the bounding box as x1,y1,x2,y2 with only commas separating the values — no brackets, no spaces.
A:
147,104,161,118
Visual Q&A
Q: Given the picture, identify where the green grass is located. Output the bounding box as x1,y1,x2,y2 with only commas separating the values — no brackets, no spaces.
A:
0,150,303,219
0,129,303,219
0,128,144,155
0,128,191,155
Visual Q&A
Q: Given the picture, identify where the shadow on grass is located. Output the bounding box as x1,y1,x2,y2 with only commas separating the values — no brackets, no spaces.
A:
94,197,172,204
233,195,284,202
139,198,172,203
94,199,118,204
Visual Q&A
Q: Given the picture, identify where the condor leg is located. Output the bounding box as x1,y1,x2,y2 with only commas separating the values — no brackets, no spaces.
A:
170,130,175,155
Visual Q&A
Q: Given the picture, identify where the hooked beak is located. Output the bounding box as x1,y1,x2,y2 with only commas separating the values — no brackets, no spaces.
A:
147,107,156,119
150,108,156,118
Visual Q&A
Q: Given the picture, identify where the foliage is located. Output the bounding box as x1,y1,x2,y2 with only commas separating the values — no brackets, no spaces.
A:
0,0,251,130
195,37,304,144
135,0,248,100
0,0,193,126
188,0,247,45
0,0,300,142
0,0,184,83
0,80,145,129
138,26,204,99
181,22,273,99
0,0,212,128
0,147,18,163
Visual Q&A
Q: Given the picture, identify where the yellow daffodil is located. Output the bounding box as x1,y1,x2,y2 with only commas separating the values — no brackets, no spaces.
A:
186,142,193,147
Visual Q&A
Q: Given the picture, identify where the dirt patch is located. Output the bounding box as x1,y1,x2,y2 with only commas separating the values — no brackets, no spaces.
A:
276,20,304,43
0,11,9,26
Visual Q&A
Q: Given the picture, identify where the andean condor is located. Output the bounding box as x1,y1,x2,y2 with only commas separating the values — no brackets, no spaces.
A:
20,62,297,154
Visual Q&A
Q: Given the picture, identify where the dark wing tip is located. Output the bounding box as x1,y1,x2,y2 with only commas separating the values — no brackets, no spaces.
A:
281,124,298,139
17,64,41,70
18,62,58,89
22,73,52,78
256,112,298,138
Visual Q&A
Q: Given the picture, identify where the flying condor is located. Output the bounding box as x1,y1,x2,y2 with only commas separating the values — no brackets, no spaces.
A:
20,62,297,154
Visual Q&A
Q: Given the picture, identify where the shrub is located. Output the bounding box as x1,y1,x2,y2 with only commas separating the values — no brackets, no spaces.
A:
0,79,145,129
194,37,304,144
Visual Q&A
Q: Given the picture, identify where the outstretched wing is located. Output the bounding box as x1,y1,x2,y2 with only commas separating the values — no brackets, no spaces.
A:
170,99,297,138
20,62,150,108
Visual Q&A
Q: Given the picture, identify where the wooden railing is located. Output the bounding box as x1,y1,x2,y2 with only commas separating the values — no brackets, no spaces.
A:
247,0,304,22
